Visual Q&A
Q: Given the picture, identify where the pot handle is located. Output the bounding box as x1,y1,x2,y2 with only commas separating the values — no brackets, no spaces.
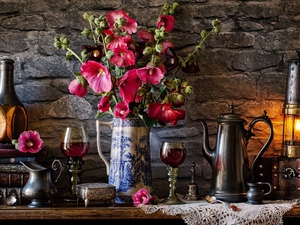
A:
247,111,274,181
96,120,114,176
52,159,63,183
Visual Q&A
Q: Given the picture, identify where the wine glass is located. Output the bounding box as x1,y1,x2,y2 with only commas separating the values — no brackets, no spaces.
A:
160,141,186,204
60,125,89,201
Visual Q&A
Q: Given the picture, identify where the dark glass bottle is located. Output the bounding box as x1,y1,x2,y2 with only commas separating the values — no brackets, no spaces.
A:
0,59,28,147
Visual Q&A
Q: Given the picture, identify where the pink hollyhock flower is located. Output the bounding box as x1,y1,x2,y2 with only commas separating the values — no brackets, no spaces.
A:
157,15,175,32
148,102,186,126
132,188,151,206
68,78,88,97
137,66,164,85
137,30,154,43
109,47,135,67
80,61,112,93
17,130,43,153
114,102,131,119
161,41,173,54
97,96,111,113
106,9,137,34
118,69,142,103
103,29,130,50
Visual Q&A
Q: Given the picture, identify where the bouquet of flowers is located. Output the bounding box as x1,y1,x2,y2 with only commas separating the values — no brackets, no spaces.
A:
54,2,220,127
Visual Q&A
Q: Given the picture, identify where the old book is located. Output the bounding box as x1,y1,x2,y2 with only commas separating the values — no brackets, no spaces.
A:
0,149,47,164
0,156,35,164
0,148,46,157
0,172,29,187
0,163,29,173
0,187,25,205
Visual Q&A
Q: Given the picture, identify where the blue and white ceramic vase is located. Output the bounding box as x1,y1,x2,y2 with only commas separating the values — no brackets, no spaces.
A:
96,117,152,205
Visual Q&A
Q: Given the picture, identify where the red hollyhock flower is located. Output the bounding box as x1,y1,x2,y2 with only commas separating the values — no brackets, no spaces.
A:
68,78,88,97
181,61,200,74
157,15,175,32
17,130,43,153
80,61,112,93
97,95,111,113
114,102,131,119
148,102,186,126
118,69,142,103
106,9,137,34
109,46,135,67
137,66,164,85
164,47,179,74
81,45,104,62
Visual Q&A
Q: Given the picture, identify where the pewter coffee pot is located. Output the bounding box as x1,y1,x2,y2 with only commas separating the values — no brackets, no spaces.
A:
197,103,274,203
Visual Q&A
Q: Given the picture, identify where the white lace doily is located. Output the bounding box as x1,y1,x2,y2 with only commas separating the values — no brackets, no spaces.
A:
139,197,300,225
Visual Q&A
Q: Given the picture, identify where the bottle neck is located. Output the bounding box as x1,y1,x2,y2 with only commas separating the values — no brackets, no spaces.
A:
0,59,23,106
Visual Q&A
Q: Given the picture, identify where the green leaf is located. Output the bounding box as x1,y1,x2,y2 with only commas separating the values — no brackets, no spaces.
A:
138,112,157,127
95,111,107,119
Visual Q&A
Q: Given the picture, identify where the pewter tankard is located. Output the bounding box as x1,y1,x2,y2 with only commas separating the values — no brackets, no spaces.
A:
197,103,274,202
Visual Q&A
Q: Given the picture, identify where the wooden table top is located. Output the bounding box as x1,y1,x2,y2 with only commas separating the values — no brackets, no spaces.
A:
0,201,299,221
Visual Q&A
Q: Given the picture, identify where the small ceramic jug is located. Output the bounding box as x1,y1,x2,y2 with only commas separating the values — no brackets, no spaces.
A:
246,182,272,204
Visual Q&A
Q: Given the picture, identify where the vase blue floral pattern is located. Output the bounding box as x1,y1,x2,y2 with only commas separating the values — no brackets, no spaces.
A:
97,117,152,204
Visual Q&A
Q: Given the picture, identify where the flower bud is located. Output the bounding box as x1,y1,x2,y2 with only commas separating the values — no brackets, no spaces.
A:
143,47,153,55
83,12,89,20
213,27,220,34
104,35,112,44
164,79,176,89
212,19,221,27
170,92,185,107
66,51,73,60
200,30,208,38
106,50,114,59
184,85,194,94
95,27,101,35
155,43,163,53
81,28,90,37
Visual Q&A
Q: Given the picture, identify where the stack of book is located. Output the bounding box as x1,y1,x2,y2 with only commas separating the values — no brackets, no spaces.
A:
0,148,46,204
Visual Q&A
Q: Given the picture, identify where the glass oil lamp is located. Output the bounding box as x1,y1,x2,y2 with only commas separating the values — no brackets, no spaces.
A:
282,59,300,158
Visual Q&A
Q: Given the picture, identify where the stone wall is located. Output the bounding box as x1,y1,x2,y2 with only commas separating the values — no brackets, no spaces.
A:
0,0,300,199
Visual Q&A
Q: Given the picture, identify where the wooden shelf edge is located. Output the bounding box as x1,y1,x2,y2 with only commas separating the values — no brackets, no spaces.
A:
0,204,299,220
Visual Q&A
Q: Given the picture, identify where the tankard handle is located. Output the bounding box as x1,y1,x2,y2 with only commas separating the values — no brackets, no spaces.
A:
52,159,63,183
96,120,113,176
247,111,274,181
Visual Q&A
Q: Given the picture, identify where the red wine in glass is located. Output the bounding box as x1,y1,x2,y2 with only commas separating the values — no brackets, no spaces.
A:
60,142,89,157
160,142,186,168
160,141,186,204
60,126,89,201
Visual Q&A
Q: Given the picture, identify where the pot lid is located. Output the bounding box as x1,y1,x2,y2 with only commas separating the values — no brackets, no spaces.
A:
217,103,246,124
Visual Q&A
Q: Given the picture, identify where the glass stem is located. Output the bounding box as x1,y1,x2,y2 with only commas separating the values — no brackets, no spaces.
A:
67,157,83,195
167,166,179,200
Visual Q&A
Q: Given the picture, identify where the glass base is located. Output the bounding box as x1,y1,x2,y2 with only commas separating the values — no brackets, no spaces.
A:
160,196,185,205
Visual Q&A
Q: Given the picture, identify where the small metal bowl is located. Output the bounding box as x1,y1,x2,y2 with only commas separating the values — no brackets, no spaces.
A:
5,196,17,206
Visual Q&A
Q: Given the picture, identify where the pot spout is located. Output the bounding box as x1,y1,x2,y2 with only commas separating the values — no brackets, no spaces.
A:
197,119,214,167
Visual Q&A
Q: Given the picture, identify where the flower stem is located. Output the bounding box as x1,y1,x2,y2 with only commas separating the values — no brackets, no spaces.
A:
67,48,83,64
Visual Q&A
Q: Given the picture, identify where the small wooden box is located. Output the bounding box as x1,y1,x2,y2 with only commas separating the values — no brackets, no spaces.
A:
76,182,116,207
